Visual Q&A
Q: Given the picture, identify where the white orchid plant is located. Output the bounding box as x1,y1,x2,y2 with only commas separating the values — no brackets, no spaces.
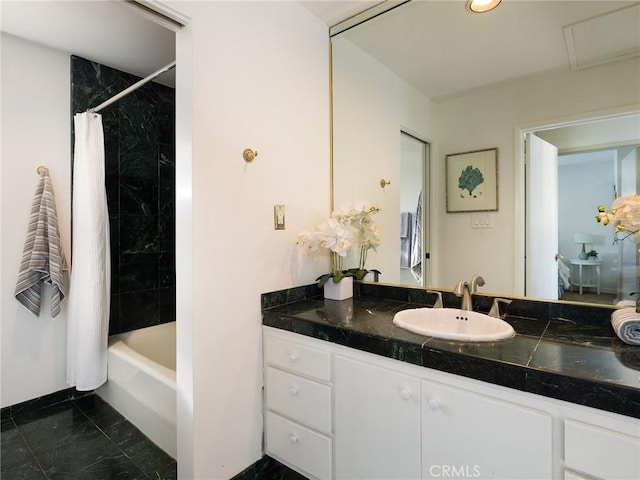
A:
596,194,640,312
333,201,381,280
297,201,381,287
596,194,640,243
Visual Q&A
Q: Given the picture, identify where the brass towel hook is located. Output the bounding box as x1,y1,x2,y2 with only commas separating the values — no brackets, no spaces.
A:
36,166,46,175
243,149,258,163
380,179,391,188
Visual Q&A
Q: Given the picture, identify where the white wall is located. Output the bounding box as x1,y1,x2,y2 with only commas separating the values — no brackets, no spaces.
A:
332,35,639,295
620,147,640,197
169,2,331,478
2,3,332,478
619,147,640,299
332,36,438,284
558,155,617,293
0,33,71,408
436,58,640,295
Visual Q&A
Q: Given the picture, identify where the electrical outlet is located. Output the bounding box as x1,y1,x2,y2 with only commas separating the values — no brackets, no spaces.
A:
472,213,493,228
274,205,285,230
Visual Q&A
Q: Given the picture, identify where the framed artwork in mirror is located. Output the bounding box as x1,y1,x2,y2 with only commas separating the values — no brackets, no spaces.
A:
446,148,498,213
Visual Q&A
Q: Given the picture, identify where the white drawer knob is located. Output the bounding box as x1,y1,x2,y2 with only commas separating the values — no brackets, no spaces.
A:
288,353,298,363
428,399,440,410
289,434,298,444
400,389,411,400
290,387,298,396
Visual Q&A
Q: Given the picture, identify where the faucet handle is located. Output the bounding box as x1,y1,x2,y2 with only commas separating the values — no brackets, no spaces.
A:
470,274,485,293
489,298,512,318
425,290,443,309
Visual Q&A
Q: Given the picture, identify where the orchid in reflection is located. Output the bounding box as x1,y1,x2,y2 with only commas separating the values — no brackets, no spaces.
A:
596,194,640,312
333,201,381,280
596,194,640,243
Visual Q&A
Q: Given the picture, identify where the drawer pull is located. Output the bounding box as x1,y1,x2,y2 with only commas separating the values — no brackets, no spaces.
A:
400,389,411,400
290,387,299,396
289,434,299,444
288,353,298,363
428,399,440,410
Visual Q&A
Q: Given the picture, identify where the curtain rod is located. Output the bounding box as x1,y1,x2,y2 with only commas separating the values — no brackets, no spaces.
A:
88,60,176,114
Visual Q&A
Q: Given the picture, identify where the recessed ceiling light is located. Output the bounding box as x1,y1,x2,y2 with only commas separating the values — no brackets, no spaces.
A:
466,0,502,14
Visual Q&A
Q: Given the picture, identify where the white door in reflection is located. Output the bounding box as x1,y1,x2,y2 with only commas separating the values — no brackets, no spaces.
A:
528,120,639,304
526,133,559,299
400,132,430,286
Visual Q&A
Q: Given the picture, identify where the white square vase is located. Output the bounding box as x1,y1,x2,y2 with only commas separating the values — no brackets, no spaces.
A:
323,276,354,301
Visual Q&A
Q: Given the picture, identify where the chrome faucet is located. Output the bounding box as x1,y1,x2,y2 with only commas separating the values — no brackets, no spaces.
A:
455,274,485,311
454,281,472,310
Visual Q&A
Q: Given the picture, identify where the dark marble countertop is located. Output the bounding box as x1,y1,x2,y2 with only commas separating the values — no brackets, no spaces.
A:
262,284,640,419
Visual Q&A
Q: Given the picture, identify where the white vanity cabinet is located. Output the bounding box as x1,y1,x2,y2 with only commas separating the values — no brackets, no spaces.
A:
333,350,553,480
421,379,552,479
263,330,333,480
334,355,421,479
262,327,640,480
563,414,640,479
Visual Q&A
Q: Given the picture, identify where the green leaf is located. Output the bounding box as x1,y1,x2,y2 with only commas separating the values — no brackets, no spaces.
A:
355,269,367,280
316,273,333,288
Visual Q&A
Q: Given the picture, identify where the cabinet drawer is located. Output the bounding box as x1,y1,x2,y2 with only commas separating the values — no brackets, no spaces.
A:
265,411,332,480
565,419,640,479
265,367,332,434
264,335,331,381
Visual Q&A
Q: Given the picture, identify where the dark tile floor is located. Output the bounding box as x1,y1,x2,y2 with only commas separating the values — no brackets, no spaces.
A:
232,456,308,480
1,391,176,480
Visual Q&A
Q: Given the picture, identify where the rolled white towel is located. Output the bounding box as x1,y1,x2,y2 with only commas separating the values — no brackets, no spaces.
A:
611,308,640,345
616,300,637,308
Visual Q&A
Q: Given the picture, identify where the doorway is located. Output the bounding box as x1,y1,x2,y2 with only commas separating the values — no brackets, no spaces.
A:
555,146,639,305
400,131,430,286
518,110,640,305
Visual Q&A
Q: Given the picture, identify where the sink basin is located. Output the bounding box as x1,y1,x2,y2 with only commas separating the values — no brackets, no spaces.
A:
392,308,515,342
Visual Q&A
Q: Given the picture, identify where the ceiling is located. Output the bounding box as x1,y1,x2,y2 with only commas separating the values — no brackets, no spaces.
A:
1,1,638,100
0,0,367,89
537,114,640,153
334,0,640,100
300,0,382,26
0,0,177,86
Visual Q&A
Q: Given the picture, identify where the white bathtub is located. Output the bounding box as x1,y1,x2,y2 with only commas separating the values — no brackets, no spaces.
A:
97,321,176,458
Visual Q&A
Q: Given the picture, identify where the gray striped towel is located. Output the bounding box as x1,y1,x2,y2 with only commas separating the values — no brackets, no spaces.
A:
15,167,68,317
411,191,423,283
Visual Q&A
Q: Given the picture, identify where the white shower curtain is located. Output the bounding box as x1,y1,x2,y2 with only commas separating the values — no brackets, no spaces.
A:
67,112,110,391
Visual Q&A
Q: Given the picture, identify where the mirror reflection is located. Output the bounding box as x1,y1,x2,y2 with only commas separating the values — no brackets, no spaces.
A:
331,0,640,305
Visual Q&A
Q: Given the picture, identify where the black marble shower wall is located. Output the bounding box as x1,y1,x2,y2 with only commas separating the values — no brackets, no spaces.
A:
71,56,175,335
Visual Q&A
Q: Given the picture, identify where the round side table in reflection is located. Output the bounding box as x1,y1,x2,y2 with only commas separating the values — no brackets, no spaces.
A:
569,259,601,295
